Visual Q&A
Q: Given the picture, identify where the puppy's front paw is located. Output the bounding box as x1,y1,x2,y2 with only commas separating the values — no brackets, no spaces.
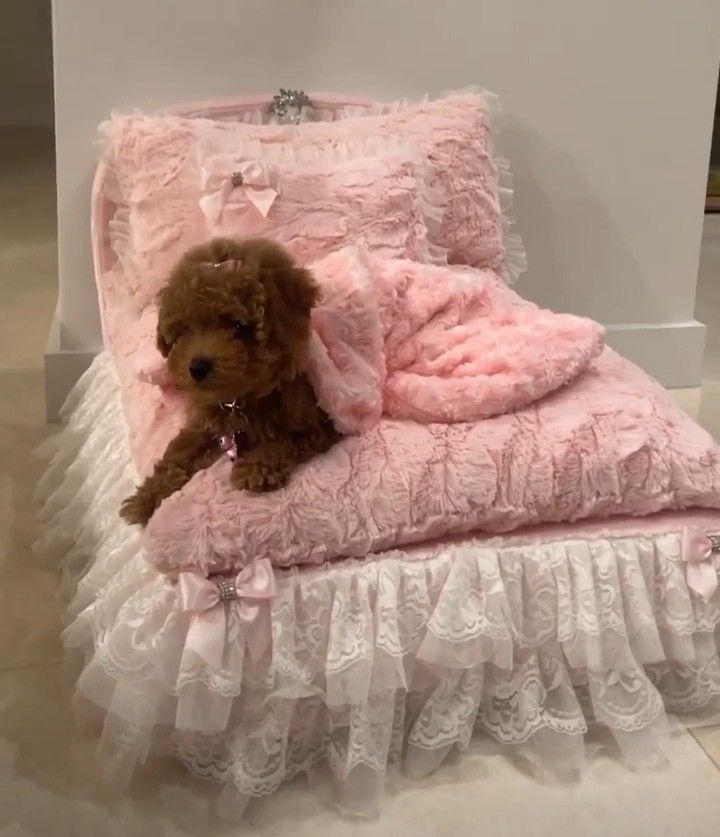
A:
230,458,291,493
120,491,159,526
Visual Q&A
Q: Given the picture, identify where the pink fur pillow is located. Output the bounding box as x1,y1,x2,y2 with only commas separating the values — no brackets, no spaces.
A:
96,90,523,320
99,127,434,313
197,138,438,269
186,90,519,277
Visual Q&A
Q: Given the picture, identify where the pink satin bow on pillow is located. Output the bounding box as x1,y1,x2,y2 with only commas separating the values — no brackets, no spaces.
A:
681,527,720,602
231,160,279,217
178,559,277,668
200,158,279,228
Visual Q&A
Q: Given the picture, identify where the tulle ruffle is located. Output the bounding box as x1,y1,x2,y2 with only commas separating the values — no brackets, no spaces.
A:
36,353,720,817
34,354,140,606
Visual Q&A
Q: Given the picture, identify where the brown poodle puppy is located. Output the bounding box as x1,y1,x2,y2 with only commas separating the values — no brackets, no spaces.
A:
120,237,338,527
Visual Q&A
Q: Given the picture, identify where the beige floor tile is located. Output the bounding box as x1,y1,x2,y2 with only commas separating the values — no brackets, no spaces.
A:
692,724,720,773
0,562,62,670
0,264,57,370
0,128,61,669
0,366,60,668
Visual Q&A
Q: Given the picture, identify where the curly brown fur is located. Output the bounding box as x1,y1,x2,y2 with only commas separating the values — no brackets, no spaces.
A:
121,237,338,527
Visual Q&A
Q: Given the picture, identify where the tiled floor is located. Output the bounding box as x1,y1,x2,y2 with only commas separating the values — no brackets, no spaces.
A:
2,129,720,836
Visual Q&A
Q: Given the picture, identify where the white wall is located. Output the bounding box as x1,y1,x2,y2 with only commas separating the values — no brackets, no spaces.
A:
50,0,720,408
0,0,53,126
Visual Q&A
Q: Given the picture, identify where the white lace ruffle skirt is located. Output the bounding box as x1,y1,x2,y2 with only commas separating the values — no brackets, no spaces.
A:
36,353,720,817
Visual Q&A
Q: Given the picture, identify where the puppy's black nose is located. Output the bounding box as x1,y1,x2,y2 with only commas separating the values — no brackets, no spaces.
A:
189,357,213,382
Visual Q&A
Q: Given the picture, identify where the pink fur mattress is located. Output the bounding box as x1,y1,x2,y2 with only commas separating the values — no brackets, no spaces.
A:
142,344,720,575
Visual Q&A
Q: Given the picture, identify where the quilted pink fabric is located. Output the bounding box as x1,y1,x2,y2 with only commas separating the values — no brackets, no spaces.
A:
305,248,604,431
142,347,720,575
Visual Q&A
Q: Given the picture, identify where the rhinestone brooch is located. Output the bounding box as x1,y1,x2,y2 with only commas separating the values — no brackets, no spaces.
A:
217,579,237,602
269,89,312,124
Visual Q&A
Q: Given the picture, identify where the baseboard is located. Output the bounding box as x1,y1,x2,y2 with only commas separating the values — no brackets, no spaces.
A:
42,318,707,421
44,314,98,422
604,320,706,388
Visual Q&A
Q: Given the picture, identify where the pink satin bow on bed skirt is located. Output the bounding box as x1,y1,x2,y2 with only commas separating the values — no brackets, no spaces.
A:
178,559,277,668
682,526,720,602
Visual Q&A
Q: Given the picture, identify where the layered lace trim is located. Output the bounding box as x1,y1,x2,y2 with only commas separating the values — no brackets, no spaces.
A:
34,353,140,606
36,353,720,817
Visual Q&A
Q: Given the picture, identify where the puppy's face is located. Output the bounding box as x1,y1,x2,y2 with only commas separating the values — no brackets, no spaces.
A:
156,238,319,406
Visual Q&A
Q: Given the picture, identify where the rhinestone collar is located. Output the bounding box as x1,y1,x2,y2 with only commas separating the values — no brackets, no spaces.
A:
217,400,248,461
218,399,247,419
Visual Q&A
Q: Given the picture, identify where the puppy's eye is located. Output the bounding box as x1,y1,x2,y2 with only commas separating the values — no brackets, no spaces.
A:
231,320,255,342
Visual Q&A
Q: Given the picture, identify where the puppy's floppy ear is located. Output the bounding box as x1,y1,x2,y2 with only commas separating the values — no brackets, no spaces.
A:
277,266,321,318
261,264,320,355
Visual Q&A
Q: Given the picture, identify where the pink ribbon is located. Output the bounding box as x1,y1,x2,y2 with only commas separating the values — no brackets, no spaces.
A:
231,159,279,217
200,158,279,228
682,526,720,601
178,559,277,668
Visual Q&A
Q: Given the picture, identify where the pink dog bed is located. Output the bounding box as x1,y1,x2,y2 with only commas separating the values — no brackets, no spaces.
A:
41,90,718,817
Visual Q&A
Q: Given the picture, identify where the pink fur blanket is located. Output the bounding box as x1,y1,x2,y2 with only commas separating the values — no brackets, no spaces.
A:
305,248,604,432
136,247,604,437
